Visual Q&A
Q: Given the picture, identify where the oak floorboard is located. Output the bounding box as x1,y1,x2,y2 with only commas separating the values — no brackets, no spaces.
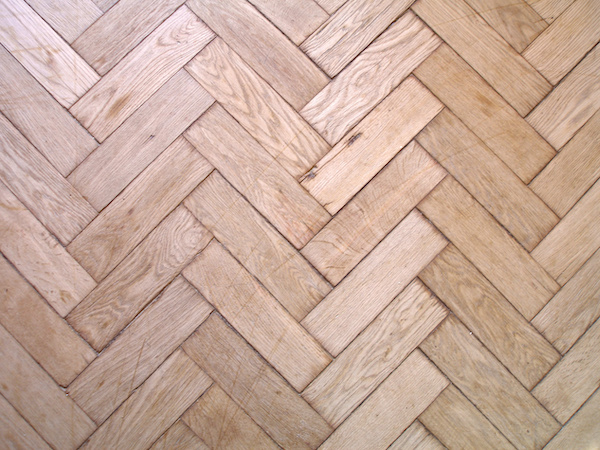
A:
388,421,446,450
25,0,102,43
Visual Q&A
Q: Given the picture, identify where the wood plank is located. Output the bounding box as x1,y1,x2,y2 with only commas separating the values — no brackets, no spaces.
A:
70,6,214,141
92,0,116,11
151,421,208,450
0,255,96,387
414,44,555,183
418,177,559,320
83,349,212,449
526,43,600,150
522,0,600,84
67,277,213,424
0,394,51,450
0,42,97,176
183,385,279,450
525,0,575,22
187,0,328,110
320,351,448,450
315,0,346,14
419,245,560,390
303,280,447,427
185,104,330,249
531,178,600,285
420,315,561,449
68,69,213,211
0,0,99,108
0,182,96,317
419,385,516,450
68,137,212,281
533,318,600,424
301,210,447,357
301,76,442,215
25,0,102,43
182,314,333,450
184,171,330,321
413,0,551,116
417,109,559,251
301,11,441,145
388,421,445,450
0,114,96,245
73,0,186,75
183,241,331,392
301,0,414,77
0,324,96,449
67,206,211,351
186,38,329,179
533,248,600,354
302,141,445,286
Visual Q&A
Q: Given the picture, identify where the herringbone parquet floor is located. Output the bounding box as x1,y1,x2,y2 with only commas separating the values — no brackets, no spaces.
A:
1,0,599,448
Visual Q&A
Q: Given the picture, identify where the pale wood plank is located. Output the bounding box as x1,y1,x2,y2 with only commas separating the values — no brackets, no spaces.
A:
151,421,208,450
0,324,96,449
418,177,559,320
320,351,448,450
315,0,346,14
0,114,96,245
91,0,116,11
413,0,551,116
68,137,212,281
526,43,600,149
525,0,575,22
186,38,329,179
25,0,102,43
301,76,442,215
184,171,330,321
67,277,213,424
185,104,330,249
414,44,555,183
68,70,214,211
187,0,328,110
70,6,214,141
0,394,51,450
523,0,600,84
183,385,279,450
183,241,331,392
420,315,561,448
183,314,333,449
83,349,212,449
389,421,445,450
0,182,96,317
301,0,415,77
0,0,99,108
304,280,447,427
67,206,211,351
419,245,560,390
302,141,445,286
302,211,447,357
417,109,559,251
301,11,441,145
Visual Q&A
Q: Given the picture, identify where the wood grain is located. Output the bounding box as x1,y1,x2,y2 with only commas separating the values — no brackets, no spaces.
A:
526,0,575,22
388,421,445,450
0,394,50,450
151,421,208,450
25,0,102,43
314,0,346,14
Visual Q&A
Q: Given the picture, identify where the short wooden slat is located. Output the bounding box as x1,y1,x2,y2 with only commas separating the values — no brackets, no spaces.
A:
315,0,346,14
525,0,575,22
0,394,51,450
151,421,208,450
25,0,102,43
388,421,445,450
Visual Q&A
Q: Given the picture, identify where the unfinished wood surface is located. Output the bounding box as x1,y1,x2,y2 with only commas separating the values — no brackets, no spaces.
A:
526,0,575,22
151,421,208,450
315,0,346,14
389,421,445,450
0,394,50,450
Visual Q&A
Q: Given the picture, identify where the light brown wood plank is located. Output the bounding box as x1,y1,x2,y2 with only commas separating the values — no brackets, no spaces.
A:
320,350,448,450
151,421,208,450
301,11,441,145
302,141,445,286
185,104,330,249
68,137,212,281
83,349,211,449
184,171,330,321
0,394,51,450
304,280,447,427
522,0,600,84
301,76,442,215
417,109,559,251
413,0,551,116
183,314,333,450
183,385,279,450
70,6,214,141
0,182,96,317
418,177,559,320
92,0,116,11
183,241,331,392
301,0,415,77
302,210,447,357
414,44,555,183
186,38,329,179
389,421,445,450
25,0,102,43
67,277,213,424
315,0,346,14
0,324,96,450
420,315,561,449
187,0,328,110
67,206,211,351
525,0,575,22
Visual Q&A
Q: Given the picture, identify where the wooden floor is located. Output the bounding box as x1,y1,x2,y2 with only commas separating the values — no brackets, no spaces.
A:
1,0,599,448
